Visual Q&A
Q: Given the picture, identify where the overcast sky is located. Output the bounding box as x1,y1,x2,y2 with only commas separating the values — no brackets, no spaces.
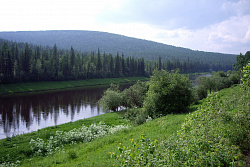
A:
0,0,249,54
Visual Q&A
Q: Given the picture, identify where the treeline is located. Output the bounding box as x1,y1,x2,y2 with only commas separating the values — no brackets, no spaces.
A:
0,39,234,83
147,57,229,73
0,40,147,83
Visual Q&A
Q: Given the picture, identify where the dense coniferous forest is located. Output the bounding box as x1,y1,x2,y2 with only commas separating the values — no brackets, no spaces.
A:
0,30,236,67
0,38,238,83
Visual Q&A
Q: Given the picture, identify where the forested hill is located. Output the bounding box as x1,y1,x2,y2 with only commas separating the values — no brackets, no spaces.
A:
0,30,236,65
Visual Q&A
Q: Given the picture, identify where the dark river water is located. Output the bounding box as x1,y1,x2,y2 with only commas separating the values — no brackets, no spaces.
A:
0,84,132,139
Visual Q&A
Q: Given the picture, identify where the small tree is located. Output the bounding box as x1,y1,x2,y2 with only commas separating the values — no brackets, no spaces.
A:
121,81,149,108
193,85,207,101
98,84,122,112
144,70,193,117
196,76,215,94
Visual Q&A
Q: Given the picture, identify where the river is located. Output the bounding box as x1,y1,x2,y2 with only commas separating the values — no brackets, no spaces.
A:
0,74,211,139
0,84,132,139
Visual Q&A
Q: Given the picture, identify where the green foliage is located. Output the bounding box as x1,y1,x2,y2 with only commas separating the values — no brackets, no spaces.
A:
228,71,241,84
193,85,208,100
120,108,151,126
18,113,185,167
144,70,193,117
29,122,130,157
114,86,249,166
195,71,240,95
241,62,250,89
98,84,123,112
111,134,161,166
234,51,250,71
196,76,214,94
166,86,249,166
121,80,149,108
0,40,148,83
98,81,149,113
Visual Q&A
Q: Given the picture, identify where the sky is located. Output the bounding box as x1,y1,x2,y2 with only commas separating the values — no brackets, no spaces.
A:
0,0,249,54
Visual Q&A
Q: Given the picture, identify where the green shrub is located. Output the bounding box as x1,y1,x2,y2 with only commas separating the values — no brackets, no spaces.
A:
144,70,193,117
121,81,149,108
193,85,207,100
228,71,240,84
111,134,161,167
121,108,151,125
241,62,250,89
98,84,123,112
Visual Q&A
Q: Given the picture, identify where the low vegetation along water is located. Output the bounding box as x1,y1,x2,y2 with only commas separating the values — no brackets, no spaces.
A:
0,84,132,139
0,74,201,139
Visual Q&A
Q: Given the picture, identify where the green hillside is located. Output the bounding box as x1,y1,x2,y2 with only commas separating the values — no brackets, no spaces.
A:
0,30,236,65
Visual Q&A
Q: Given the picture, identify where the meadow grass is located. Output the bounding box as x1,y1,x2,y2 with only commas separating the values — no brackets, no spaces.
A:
0,77,148,97
19,113,187,167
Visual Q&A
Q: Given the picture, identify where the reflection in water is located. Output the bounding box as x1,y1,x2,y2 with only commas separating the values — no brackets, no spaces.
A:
0,84,131,139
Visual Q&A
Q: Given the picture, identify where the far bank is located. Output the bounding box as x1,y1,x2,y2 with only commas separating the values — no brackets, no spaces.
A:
0,77,148,97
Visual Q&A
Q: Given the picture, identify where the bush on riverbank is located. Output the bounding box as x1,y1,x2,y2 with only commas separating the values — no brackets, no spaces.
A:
98,80,149,112
144,70,193,117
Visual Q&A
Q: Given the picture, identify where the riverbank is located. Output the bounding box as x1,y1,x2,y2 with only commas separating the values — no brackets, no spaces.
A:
0,77,148,97
0,85,248,166
0,109,187,166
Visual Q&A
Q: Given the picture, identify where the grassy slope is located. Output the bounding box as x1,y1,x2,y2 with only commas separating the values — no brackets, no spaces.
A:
0,111,187,166
20,114,187,167
0,77,148,97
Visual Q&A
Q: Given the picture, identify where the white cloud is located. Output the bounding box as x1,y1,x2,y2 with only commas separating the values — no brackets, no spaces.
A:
0,0,117,31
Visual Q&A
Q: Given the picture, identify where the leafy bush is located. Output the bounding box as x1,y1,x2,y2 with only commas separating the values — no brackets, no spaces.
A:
111,134,161,166
241,62,250,89
228,71,240,84
193,85,207,100
196,76,214,93
121,108,151,125
121,81,149,108
98,81,148,112
144,70,193,117
98,84,123,112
